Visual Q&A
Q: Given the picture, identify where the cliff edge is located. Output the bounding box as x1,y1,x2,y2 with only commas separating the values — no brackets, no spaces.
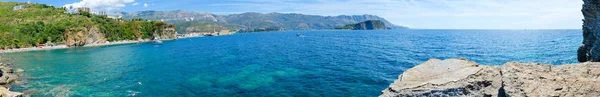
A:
579,0,600,62
381,59,600,97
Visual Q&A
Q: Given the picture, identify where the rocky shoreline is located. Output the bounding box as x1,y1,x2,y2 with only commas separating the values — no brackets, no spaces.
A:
380,58,600,97
382,0,600,96
0,62,25,97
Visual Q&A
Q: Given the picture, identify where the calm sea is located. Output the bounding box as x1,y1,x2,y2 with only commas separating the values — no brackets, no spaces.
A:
2,29,581,96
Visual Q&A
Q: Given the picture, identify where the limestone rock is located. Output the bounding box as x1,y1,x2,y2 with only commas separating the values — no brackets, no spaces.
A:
381,59,600,97
0,87,22,97
64,27,106,47
380,59,502,97
502,62,600,96
0,63,23,97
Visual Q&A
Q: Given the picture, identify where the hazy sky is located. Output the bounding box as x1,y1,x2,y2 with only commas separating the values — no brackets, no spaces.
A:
2,0,583,29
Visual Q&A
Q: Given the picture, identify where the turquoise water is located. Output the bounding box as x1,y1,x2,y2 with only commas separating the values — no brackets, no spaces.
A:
2,30,580,96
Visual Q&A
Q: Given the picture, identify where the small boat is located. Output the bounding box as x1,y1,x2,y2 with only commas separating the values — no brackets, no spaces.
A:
152,36,163,45
297,33,302,37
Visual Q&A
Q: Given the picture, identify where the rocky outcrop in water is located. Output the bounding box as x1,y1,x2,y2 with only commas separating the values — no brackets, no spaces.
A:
381,59,600,97
0,63,24,97
341,20,389,30
579,0,600,62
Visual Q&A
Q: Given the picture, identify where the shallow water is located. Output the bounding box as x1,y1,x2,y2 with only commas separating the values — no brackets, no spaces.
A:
2,29,580,96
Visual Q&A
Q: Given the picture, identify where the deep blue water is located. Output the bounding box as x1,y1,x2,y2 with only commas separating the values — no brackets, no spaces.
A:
3,29,581,96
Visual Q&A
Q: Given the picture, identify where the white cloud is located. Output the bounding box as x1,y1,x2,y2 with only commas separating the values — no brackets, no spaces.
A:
143,3,149,8
132,2,139,6
63,0,135,11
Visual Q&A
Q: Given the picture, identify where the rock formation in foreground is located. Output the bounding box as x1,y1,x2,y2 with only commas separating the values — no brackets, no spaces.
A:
381,58,600,97
579,0,600,62
0,63,24,97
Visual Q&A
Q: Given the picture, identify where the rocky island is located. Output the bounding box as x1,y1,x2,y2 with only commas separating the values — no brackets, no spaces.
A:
381,0,600,96
338,20,390,30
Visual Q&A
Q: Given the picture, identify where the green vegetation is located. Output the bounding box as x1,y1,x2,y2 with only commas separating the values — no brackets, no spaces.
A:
0,2,174,49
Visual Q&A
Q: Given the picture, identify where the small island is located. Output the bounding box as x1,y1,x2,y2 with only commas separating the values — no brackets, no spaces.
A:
336,20,390,30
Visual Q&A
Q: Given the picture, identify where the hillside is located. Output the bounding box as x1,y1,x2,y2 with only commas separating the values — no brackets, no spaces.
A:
0,2,175,49
113,10,408,32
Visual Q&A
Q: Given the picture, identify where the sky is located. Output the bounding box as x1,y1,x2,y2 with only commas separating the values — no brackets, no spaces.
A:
0,0,584,29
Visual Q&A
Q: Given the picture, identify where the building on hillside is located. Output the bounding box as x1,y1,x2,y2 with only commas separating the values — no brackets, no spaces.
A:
65,6,92,14
77,7,90,12
13,5,25,11
98,11,106,16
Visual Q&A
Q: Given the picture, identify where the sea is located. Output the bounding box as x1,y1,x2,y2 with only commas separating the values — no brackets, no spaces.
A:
1,29,581,96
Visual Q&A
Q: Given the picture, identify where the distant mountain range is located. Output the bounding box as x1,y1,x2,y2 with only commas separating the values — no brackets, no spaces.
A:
112,10,407,32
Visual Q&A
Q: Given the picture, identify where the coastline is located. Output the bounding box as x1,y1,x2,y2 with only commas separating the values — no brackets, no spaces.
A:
0,33,215,54
0,40,147,54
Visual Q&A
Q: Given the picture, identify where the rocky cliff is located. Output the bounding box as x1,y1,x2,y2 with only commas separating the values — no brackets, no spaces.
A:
64,27,106,47
381,59,600,97
579,0,600,62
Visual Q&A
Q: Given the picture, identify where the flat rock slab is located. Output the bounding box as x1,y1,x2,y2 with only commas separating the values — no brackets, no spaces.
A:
382,59,600,97
381,58,502,97
502,62,600,96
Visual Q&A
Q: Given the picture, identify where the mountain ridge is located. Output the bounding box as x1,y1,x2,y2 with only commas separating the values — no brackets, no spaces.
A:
112,10,408,32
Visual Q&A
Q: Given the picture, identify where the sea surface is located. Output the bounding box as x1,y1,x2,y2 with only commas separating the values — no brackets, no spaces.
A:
2,29,581,96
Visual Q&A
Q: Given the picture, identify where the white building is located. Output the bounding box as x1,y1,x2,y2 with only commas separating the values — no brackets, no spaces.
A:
12,5,24,11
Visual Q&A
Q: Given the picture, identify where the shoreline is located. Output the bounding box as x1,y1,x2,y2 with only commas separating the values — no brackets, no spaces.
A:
0,34,211,54
0,40,148,54
381,58,600,96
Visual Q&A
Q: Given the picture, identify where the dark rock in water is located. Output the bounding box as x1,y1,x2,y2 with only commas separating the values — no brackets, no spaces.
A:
381,59,600,97
579,0,600,62
341,20,389,30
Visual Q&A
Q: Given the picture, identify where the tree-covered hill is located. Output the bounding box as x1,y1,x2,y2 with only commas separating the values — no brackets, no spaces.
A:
0,2,175,49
